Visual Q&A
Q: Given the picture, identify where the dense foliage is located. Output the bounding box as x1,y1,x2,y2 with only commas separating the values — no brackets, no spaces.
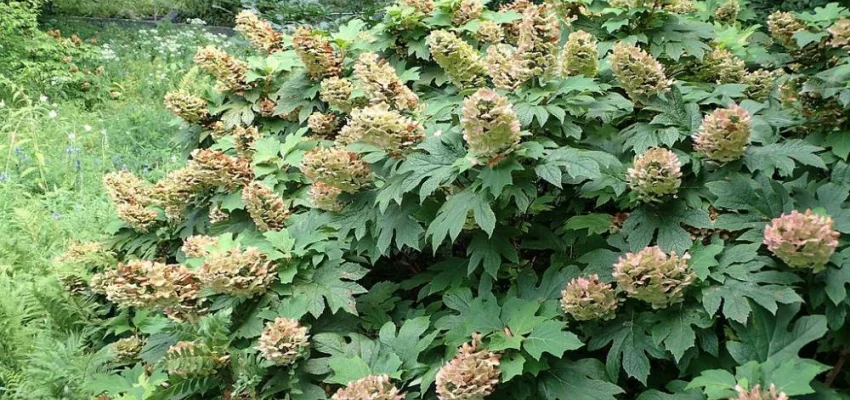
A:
48,0,850,399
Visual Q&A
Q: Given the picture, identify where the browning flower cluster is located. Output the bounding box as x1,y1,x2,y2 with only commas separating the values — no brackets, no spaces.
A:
233,125,262,156
235,10,284,54
164,90,209,124
626,147,682,202
307,112,340,138
194,46,250,92
353,52,419,111
242,181,291,232
613,246,694,309
713,0,739,25
293,27,342,80
475,21,504,43
182,235,219,258
517,4,560,76
460,88,522,163
560,274,618,321
763,210,839,272
257,317,310,365
693,104,752,162
703,48,746,84
309,181,345,212
768,11,806,48
103,171,159,232
435,334,501,400
320,77,355,111
198,247,277,297
452,0,483,26
332,375,405,400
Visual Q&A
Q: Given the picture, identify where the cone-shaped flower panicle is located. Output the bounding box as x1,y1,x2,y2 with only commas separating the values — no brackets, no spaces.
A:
103,171,158,232
353,52,419,111
194,45,250,92
500,0,534,44
55,240,114,268
517,4,560,76
435,334,501,400
164,90,208,123
257,317,310,365
610,42,672,100
113,336,144,362
164,341,225,378
828,18,850,49
235,10,283,54
308,112,340,138
560,274,618,321
763,210,839,272
743,69,782,101
476,21,504,43
703,48,746,84
242,181,291,232
188,148,254,190
182,235,219,258
332,375,405,400
485,44,531,90
198,247,277,297
310,182,345,212
665,0,696,14
613,246,695,309
627,147,682,202
693,104,751,162
713,0,739,25
233,125,262,156
561,30,599,78
404,0,435,13
320,77,355,111
461,88,522,163
768,11,805,48
94,260,202,320
429,30,488,89
293,26,342,80
730,384,789,400
453,0,484,26
336,103,425,157
300,147,373,192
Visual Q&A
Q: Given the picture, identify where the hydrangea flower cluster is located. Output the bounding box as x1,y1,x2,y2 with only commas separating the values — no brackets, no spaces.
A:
665,0,696,14
404,0,435,13
610,43,672,100
828,18,850,49
103,171,158,232
703,48,746,84
309,181,345,212
112,336,144,362
336,103,425,157
242,182,290,232
627,148,682,202
163,90,208,123
435,334,501,400
560,30,598,78
293,27,341,80
768,11,805,48
452,0,483,26
461,88,522,163
234,10,283,54
429,30,487,89
164,341,226,378
232,125,262,156
182,235,219,258
193,46,250,92
613,246,694,309
332,375,405,400
560,274,618,321
300,147,373,193
743,69,782,101
55,240,114,269
320,77,355,112
500,0,533,44
517,4,560,76
257,317,310,365
198,247,277,297
188,148,254,190
353,52,419,111
485,44,530,90
475,21,504,43
713,0,740,25
307,112,340,138
92,260,203,321
763,210,840,272
731,384,789,400
693,104,752,162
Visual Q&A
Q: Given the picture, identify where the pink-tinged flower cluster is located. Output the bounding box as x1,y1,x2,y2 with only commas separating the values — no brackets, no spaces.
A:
731,384,789,400
475,21,504,43
164,90,208,123
461,88,522,163
560,274,618,321
293,27,342,80
613,246,694,309
235,10,283,54
310,181,345,212
307,112,340,138
763,210,839,272
103,171,159,232
404,0,435,13
193,46,250,92
693,104,752,162
485,44,531,90
320,77,355,111
517,4,560,76
828,18,850,49
627,148,682,203
452,0,484,26
198,247,277,297
181,235,219,258
610,43,672,100
435,334,501,400
332,375,405,400
242,181,291,232
257,317,310,365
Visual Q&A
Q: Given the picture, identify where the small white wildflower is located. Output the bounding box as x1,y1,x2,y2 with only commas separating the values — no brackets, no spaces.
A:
40,95,48,102
84,125,92,132
49,110,58,119
68,133,76,141
433,130,443,137
0,100,5,108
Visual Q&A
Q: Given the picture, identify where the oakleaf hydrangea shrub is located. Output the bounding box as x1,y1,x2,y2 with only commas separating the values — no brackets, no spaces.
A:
76,1,850,399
